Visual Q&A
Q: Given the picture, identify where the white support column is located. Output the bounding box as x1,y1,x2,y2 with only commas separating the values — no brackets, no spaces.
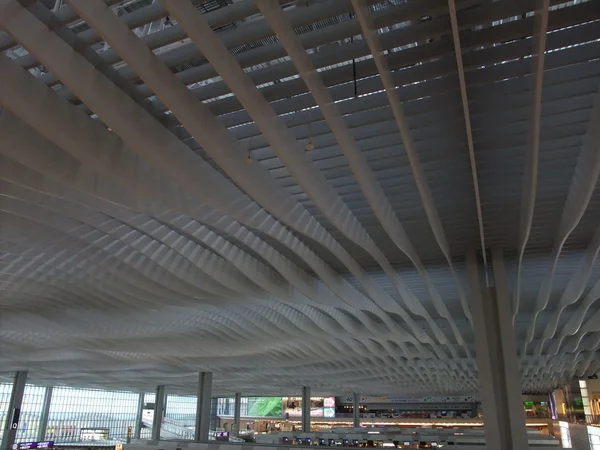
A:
134,393,144,440
233,392,241,436
37,386,53,441
151,385,165,441
302,386,311,432
353,394,360,428
1,371,28,450
467,249,529,450
195,372,213,442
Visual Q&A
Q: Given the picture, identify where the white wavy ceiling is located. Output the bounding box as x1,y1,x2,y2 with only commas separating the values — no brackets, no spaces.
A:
0,0,599,396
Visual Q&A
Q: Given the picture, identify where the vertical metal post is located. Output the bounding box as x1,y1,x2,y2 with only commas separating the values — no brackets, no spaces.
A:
233,392,241,436
134,393,144,439
37,386,53,441
301,386,311,432
1,371,28,450
467,249,529,450
194,372,213,442
353,394,360,428
151,385,165,441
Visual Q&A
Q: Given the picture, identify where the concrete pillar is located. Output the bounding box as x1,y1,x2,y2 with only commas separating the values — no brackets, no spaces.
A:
302,386,311,432
233,392,241,436
134,393,144,439
195,372,213,442
1,371,28,450
37,386,53,441
353,394,360,428
151,385,165,441
467,249,529,450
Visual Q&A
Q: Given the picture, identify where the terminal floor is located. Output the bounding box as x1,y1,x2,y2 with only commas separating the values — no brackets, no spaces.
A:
569,423,593,450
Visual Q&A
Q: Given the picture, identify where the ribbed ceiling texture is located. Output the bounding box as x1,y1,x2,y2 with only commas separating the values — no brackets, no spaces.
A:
0,0,599,397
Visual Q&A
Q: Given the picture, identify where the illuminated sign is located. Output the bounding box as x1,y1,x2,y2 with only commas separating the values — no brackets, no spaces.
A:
18,442,54,450
588,425,600,450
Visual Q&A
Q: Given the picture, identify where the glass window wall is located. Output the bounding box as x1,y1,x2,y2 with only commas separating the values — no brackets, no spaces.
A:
45,387,138,443
15,385,47,443
0,383,14,443
140,392,155,440
163,394,196,440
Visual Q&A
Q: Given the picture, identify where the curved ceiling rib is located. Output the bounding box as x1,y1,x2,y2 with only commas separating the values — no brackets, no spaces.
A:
65,0,372,281
51,0,447,350
447,0,488,278
350,0,471,323
159,0,454,351
0,195,384,354
48,0,430,107
535,227,600,355
0,9,418,343
0,13,440,366
0,109,417,352
522,81,600,356
0,0,599,393
1,122,381,359
514,0,549,321
549,277,600,356
7,0,276,69
255,0,468,356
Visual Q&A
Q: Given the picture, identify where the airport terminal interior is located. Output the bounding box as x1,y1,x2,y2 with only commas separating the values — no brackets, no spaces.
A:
0,0,600,448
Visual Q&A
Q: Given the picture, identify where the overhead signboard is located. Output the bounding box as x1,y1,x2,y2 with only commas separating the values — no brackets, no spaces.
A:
338,396,477,404
17,442,54,450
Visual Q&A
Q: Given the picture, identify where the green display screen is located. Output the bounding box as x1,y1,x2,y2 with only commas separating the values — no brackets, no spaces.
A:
246,397,283,417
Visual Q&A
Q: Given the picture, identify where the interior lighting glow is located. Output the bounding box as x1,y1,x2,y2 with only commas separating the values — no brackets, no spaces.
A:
559,421,572,448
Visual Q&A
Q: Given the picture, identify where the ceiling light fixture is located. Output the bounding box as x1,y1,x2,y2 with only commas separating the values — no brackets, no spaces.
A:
245,136,253,163
305,123,316,151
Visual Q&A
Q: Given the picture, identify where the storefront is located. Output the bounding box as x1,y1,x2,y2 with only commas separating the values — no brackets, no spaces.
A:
522,395,551,418
335,396,479,420
216,396,337,433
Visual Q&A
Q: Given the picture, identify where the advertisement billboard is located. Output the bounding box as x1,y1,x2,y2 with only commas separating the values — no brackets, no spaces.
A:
282,397,335,418
246,397,282,417
216,397,282,418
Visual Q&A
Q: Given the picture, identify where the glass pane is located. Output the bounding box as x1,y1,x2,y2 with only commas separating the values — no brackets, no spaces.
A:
15,385,47,443
46,387,138,443
0,382,14,443
164,394,196,440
